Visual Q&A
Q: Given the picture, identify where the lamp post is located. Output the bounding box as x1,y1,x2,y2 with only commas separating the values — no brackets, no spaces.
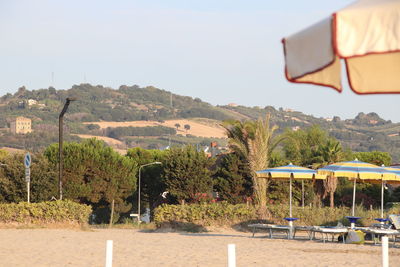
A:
59,97,77,200
137,161,162,223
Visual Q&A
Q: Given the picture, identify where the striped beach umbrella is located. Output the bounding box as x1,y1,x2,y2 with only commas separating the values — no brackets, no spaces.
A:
257,163,325,218
317,159,396,217
384,166,400,182
363,166,400,218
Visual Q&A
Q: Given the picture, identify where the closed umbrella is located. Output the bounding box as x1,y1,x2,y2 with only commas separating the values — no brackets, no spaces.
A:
317,159,396,225
256,163,325,219
282,0,400,94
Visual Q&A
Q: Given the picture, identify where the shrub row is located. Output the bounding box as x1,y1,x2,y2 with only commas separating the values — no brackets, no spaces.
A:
269,204,400,226
153,202,256,227
154,202,400,228
0,200,92,225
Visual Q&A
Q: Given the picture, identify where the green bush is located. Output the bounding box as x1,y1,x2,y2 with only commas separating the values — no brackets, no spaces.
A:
0,200,92,225
153,202,256,227
154,203,400,228
268,204,400,227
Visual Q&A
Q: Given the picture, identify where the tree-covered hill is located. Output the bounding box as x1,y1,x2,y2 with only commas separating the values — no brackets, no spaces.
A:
0,84,399,161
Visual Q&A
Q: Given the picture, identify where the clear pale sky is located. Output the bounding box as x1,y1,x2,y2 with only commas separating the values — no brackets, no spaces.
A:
1,0,399,122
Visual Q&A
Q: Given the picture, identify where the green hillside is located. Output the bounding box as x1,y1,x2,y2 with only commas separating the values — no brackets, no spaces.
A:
0,84,399,161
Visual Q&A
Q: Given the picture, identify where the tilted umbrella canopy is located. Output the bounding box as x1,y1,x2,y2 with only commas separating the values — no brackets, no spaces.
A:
283,0,400,94
383,167,400,183
361,166,400,218
317,160,396,216
257,164,326,218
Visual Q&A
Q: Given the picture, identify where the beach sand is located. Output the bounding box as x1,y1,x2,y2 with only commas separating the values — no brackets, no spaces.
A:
0,228,399,266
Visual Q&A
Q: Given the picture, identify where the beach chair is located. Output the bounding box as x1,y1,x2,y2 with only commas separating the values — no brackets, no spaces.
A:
293,226,314,239
389,214,400,230
358,215,400,246
248,224,291,239
310,226,348,243
361,228,400,245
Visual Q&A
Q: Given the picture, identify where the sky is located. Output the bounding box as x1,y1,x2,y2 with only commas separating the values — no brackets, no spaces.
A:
1,0,399,122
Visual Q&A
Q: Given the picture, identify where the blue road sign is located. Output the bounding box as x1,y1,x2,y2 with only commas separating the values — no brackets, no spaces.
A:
24,152,31,168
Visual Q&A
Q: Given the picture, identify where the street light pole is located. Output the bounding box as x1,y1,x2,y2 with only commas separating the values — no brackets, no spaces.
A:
59,97,77,200
138,161,162,223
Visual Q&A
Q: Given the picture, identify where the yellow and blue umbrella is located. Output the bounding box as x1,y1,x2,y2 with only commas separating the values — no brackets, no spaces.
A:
317,159,397,217
257,163,325,218
383,166,400,183
363,166,400,219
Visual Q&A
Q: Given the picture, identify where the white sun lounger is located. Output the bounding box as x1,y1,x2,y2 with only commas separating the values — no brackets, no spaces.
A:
361,228,400,246
358,215,400,246
310,226,348,243
248,224,292,239
248,224,314,240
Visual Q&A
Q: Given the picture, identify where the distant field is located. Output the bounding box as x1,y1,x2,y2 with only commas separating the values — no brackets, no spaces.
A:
83,119,227,139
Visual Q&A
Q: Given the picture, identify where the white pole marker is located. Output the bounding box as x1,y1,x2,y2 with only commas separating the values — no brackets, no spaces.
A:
382,236,389,267
105,240,113,267
228,244,236,267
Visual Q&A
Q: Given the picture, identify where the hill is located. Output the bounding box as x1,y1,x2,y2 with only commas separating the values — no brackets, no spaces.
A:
0,84,399,161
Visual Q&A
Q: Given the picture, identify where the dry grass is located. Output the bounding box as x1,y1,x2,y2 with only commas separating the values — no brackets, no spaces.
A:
0,222,89,230
83,119,227,138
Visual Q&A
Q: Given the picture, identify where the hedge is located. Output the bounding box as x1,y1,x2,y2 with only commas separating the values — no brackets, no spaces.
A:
0,200,92,225
154,202,256,227
154,202,400,228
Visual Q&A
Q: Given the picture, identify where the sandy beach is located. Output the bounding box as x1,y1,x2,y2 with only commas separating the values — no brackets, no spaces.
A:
0,228,399,267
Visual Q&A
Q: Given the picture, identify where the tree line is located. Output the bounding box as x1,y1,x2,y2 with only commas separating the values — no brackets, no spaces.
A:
0,116,397,223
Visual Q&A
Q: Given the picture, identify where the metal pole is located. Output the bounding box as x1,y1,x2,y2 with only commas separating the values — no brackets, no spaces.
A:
138,165,142,223
381,180,384,219
352,178,356,217
58,98,76,200
59,114,64,200
301,180,304,209
289,175,292,218
27,181,30,203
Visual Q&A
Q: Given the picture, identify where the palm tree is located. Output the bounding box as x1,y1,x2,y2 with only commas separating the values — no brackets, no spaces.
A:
222,114,282,218
315,139,343,208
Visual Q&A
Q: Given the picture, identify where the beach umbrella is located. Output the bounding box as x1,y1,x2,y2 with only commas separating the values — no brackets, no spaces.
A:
317,160,396,217
282,0,400,94
256,163,325,218
374,166,400,218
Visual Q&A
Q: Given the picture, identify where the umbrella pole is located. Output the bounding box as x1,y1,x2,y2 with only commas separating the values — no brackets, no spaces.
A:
381,180,384,219
289,176,292,218
352,179,356,217
301,180,304,209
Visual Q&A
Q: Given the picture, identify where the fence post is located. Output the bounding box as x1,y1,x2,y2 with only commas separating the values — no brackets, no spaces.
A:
105,240,113,267
228,244,236,267
382,236,389,267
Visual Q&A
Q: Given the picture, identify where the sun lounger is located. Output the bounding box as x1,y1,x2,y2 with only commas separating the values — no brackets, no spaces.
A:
248,224,292,239
310,226,348,243
361,228,400,246
357,215,400,246
293,226,314,239
389,214,400,229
